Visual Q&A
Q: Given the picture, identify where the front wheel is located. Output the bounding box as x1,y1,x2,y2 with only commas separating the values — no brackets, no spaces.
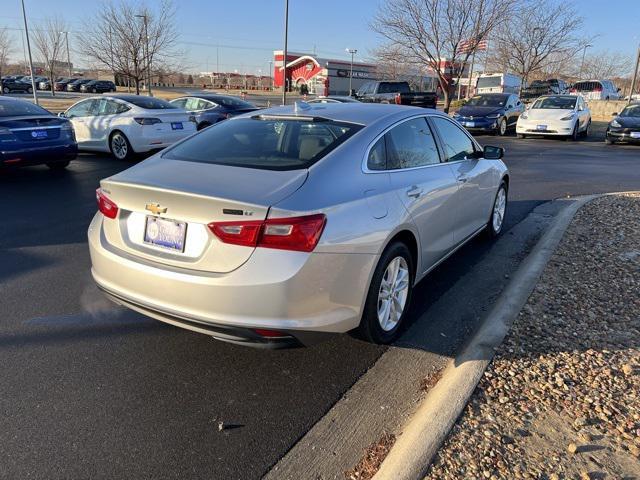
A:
47,161,70,171
2,87,8,94
581,120,591,138
110,131,135,161
359,242,414,344
516,133,526,139
566,122,579,141
27,87,33,94
497,118,507,136
486,181,508,238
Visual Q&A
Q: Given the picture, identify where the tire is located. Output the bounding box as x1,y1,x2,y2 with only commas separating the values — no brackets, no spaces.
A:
605,137,614,145
359,241,414,344
109,131,135,161
92,88,97,93
486,181,508,238
566,122,578,141
2,87,8,94
27,87,33,94
497,118,507,136
517,133,526,139
47,161,70,171
197,122,212,131
581,120,591,138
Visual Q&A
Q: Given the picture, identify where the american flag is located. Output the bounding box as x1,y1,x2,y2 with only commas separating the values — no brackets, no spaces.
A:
457,39,488,54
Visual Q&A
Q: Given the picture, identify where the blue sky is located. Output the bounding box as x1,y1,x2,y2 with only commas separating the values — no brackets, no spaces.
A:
2,0,638,74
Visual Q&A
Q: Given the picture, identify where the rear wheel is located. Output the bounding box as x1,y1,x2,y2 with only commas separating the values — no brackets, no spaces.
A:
110,131,134,161
47,161,70,171
359,242,414,344
486,181,508,238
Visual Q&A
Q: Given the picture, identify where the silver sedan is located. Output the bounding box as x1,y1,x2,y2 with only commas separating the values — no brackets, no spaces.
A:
88,103,509,348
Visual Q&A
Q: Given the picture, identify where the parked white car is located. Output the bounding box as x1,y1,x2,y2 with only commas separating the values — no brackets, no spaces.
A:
570,80,621,101
61,95,196,160
475,73,522,95
516,95,591,140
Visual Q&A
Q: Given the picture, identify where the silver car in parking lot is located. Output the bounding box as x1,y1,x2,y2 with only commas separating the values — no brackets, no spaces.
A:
88,103,509,347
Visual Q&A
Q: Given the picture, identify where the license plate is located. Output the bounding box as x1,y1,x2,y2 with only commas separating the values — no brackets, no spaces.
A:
631,132,640,138
464,122,475,127
536,125,547,131
171,122,183,130
31,129,48,139
144,216,187,252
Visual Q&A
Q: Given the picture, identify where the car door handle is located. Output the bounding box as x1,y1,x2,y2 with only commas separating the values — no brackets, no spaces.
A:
406,186,423,198
457,175,468,183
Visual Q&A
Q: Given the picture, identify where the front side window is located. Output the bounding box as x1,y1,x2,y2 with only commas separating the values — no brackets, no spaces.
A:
66,99,95,118
385,117,440,169
431,117,476,162
163,117,361,170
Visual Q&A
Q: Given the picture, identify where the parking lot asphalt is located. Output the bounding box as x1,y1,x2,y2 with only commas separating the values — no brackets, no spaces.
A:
1,135,639,479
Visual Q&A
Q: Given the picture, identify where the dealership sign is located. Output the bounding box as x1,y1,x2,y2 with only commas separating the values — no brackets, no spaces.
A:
336,69,371,78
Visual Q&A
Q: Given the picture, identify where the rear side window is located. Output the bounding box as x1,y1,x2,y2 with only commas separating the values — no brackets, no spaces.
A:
367,137,386,170
124,97,177,109
385,117,440,169
163,117,362,170
431,117,476,162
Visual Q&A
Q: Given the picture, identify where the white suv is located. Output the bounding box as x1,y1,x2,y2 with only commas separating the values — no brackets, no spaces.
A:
571,80,621,101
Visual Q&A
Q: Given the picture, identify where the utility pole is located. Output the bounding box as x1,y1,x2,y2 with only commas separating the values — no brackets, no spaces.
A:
20,0,38,105
629,44,640,105
136,13,152,96
346,48,357,95
269,60,273,90
63,31,72,77
579,44,592,81
282,0,289,105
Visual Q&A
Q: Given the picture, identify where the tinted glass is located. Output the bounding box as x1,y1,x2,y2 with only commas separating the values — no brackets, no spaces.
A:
573,81,601,92
170,98,187,108
532,96,576,109
94,99,120,115
0,100,51,117
431,117,476,162
164,118,362,170
465,94,507,107
123,97,177,109
378,82,410,94
477,76,502,88
66,99,95,118
367,137,386,171
385,117,440,169
209,96,254,108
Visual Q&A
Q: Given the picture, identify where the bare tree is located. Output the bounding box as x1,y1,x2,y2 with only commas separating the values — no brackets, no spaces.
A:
371,45,415,81
32,17,68,97
579,50,632,81
78,0,181,95
488,0,586,89
0,27,13,94
372,0,519,112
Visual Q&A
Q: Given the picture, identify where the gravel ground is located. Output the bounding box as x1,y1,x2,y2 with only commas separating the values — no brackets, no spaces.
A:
425,193,640,480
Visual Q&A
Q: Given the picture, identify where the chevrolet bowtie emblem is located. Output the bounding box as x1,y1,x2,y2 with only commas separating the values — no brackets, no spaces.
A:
145,203,167,215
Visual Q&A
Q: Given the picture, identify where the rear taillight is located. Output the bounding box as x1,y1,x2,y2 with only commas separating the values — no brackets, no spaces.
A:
208,214,326,252
61,121,75,141
394,93,401,105
96,188,118,219
133,117,162,125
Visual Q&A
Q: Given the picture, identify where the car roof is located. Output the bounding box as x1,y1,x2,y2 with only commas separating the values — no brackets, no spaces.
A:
246,103,444,126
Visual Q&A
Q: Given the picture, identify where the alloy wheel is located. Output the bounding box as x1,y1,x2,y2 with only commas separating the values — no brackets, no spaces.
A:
111,134,128,160
492,187,507,233
499,118,507,136
377,256,410,332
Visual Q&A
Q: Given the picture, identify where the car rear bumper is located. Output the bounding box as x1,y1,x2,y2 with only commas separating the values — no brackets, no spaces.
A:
128,124,197,153
88,213,376,345
1,143,77,168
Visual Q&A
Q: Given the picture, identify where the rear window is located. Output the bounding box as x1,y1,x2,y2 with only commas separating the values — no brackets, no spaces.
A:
573,81,601,91
0,100,51,117
163,117,362,170
378,82,410,94
124,97,177,109
477,76,502,88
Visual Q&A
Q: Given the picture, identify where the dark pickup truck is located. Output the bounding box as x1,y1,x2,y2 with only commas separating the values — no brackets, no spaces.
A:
353,81,438,108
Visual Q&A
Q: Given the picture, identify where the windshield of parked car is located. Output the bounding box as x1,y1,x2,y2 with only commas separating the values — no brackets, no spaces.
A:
122,97,178,109
0,100,51,117
209,96,255,109
620,105,640,117
163,117,362,170
465,95,507,107
532,96,576,109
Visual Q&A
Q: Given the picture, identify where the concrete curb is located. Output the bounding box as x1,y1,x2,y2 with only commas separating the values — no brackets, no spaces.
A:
373,194,602,480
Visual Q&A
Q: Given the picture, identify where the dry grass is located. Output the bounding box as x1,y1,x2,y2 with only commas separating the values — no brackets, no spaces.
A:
344,433,397,480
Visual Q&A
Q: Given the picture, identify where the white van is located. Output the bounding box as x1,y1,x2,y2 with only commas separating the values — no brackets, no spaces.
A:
475,73,521,95
570,80,621,100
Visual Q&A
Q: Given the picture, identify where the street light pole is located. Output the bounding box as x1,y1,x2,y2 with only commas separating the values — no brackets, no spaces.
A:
282,0,289,105
135,14,152,96
346,48,357,95
63,31,72,77
629,44,640,105
20,0,38,105
579,44,592,81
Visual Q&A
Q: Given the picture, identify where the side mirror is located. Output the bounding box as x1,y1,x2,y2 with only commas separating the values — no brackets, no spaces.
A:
483,145,504,160
57,111,65,118
612,112,618,116
350,89,357,97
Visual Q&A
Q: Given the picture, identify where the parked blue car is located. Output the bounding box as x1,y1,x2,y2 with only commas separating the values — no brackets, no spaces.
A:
452,93,525,136
0,97,77,170
169,94,259,130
